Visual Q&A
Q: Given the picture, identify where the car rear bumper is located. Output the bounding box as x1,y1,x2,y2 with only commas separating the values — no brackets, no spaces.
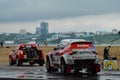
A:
74,59,95,69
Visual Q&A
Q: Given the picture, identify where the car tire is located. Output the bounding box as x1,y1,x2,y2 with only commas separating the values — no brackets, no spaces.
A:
87,67,97,75
38,59,44,66
16,58,22,66
46,58,52,72
9,58,14,66
46,57,58,72
91,69,97,75
61,59,68,75
39,63,43,66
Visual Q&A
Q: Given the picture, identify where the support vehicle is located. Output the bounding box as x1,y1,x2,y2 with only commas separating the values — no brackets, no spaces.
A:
46,39,100,75
9,44,45,66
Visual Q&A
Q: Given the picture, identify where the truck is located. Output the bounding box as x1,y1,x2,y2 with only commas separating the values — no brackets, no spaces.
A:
9,44,45,66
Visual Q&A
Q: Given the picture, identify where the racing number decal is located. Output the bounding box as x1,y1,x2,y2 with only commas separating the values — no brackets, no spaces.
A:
105,60,116,70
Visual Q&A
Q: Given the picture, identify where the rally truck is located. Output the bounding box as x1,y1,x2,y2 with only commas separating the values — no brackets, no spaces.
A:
46,39,100,75
9,44,45,66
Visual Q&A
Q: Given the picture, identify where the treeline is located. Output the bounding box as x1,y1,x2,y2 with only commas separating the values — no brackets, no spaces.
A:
0,33,119,45
49,34,120,45
95,34,120,44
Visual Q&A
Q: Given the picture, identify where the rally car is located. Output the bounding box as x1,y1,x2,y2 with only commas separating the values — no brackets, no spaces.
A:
9,44,45,66
46,39,100,75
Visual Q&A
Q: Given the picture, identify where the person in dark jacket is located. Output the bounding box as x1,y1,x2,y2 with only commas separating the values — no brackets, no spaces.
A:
0,42,3,47
104,46,111,59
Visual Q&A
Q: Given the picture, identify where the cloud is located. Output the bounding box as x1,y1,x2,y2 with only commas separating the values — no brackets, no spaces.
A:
0,0,120,33
48,13,120,32
0,13,120,33
0,21,39,33
0,0,120,23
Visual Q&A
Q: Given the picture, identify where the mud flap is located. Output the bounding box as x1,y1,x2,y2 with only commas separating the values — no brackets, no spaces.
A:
66,66,72,75
95,64,100,72
89,63,100,75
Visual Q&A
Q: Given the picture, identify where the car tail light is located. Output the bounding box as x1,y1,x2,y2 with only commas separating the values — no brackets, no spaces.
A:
21,45,25,48
20,51,24,55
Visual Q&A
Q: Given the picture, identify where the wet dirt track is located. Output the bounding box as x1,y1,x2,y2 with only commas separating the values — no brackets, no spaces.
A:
0,63,120,80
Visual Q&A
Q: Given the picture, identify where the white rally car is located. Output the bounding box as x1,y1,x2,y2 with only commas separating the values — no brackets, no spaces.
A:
46,39,100,75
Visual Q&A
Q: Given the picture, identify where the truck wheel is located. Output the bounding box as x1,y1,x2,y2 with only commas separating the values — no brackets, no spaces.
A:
9,58,14,66
46,58,52,72
16,58,22,66
39,63,43,66
38,59,44,66
61,59,68,75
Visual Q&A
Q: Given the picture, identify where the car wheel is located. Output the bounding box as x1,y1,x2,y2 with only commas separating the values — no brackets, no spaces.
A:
61,59,67,75
46,57,58,73
39,63,43,66
87,67,97,75
16,58,22,66
91,69,97,75
9,58,14,66
46,58,52,72
38,59,44,66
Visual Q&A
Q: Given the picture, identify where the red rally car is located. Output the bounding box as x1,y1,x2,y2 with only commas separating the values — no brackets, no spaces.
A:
9,44,45,66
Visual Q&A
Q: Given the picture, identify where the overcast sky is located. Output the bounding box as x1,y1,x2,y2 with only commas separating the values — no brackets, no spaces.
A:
0,0,120,33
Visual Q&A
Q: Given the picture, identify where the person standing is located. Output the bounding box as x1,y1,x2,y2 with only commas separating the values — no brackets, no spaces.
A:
44,41,48,47
0,42,3,47
103,46,111,59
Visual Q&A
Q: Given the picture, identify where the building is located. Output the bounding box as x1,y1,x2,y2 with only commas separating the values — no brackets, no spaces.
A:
20,29,26,35
40,22,48,39
47,33,71,41
35,22,49,39
95,31,110,35
35,27,41,36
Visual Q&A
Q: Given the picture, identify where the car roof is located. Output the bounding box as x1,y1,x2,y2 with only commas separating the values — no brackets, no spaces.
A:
18,44,36,48
61,39,87,43
58,39,91,48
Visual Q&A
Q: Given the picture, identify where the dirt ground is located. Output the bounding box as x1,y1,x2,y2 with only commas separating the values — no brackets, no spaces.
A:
0,45,120,69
